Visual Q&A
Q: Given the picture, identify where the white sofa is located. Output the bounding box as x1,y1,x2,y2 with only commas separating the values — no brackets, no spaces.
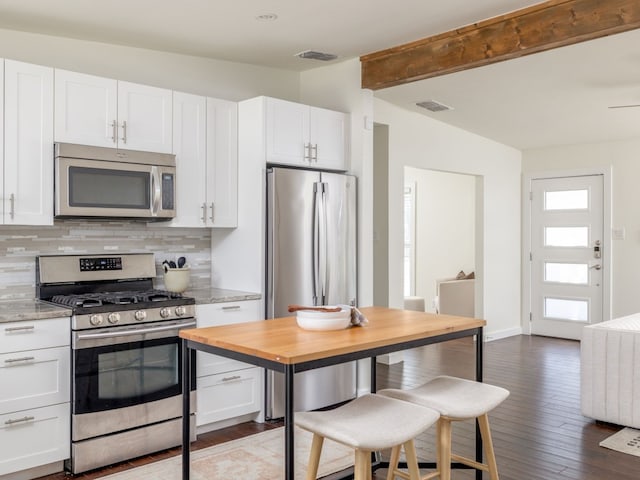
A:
581,313,640,428
435,278,475,318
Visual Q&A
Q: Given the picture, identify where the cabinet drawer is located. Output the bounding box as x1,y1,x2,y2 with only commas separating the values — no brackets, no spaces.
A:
196,367,262,426
0,317,70,353
0,346,70,413
0,402,70,476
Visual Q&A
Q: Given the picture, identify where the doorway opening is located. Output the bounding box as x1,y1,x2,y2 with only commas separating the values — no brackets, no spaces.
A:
403,167,478,316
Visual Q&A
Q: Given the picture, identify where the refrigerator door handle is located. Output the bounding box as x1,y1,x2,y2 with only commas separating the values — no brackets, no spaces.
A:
319,182,328,305
312,182,322,305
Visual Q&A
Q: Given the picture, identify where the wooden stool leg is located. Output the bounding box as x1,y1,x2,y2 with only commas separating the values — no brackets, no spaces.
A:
386,445,402,480
403,439,422,480
438,418,452,480
478,414,500,480
306,433,324,480
354,449,370,480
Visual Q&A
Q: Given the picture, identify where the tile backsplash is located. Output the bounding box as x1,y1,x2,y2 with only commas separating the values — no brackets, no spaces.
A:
0,220,211,300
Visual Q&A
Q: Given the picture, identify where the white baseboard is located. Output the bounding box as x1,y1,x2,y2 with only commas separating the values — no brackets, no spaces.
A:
484,326,522,342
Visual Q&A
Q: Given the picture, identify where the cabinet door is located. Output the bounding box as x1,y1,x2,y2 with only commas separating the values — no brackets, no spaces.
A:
54,69,118,148
206,98,238,227
0,346,70,413
196,367,261,427
117,81,173,153
0,403,70,476
4,60,54,225
171,91,207,227
265,97,310,166
310,106,348,171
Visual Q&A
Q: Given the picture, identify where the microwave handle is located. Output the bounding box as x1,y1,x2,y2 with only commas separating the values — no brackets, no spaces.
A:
151,166,161,216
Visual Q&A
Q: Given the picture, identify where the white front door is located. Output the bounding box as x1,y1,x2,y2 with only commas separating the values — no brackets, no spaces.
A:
529,175,604,339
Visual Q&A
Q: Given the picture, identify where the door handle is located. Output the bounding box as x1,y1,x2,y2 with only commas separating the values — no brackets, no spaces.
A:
589,264,602,270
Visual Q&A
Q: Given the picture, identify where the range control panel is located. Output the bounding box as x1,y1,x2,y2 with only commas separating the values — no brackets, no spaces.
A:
79,257,123,272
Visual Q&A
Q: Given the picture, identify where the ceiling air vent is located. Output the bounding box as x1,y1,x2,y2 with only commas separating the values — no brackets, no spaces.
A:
416,100,453,112
295,50,338,61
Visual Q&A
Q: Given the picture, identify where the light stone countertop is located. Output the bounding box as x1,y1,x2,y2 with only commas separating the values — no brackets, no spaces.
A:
0,300,73,323
185,287,261,305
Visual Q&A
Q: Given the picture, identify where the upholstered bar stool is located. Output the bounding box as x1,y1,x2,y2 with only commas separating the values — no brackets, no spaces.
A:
379,376,509,480
295,393,441,480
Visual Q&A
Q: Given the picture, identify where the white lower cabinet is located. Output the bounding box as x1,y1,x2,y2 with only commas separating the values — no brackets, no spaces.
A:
195,367,262,426
0,403,70,476
195,299,263,429
0,317,70,478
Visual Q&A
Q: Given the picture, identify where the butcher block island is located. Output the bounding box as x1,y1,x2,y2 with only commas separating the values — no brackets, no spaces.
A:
180,306,486,480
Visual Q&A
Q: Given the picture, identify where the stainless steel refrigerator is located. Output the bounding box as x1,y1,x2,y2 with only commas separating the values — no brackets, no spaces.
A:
265,166,357,419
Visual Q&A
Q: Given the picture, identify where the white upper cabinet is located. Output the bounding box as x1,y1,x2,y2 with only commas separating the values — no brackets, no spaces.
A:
2,60,54,226
54,69,172,153
171,93,237,228
264,97,348,171
171,91,207,227
206,97,238,228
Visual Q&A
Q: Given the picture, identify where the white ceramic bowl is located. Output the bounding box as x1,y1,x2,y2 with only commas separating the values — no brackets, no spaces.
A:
295,306,352,331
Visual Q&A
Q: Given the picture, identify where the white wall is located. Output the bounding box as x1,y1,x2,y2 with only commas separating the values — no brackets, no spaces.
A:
405,167,476,313
375,98,522,339
0,28,299,101
523,138,640,318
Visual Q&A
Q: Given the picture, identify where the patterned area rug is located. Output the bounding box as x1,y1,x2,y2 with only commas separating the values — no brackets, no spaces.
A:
599,427,640,457
97,427,354,479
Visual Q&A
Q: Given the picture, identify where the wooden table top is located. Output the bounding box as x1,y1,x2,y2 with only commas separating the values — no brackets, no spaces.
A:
180,306,485,365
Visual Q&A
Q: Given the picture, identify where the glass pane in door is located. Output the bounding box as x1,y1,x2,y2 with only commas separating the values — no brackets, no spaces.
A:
544,227,589,247
544,189,588,210
544,262,588,284
544,297,588,322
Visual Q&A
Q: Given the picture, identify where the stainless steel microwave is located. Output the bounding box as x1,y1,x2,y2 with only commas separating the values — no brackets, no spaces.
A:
54,143,176,220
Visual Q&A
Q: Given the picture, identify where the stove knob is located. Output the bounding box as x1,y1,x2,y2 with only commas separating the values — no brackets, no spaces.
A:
107,313,121,324
175,306,187,317
89,314,104,326
134,310,147,321
159,307,171,318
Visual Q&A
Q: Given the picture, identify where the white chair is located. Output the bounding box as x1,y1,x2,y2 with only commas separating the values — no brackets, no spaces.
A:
379,376,509,480
295,393,441,480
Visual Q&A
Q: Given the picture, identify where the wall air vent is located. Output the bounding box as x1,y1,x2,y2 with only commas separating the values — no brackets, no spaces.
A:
416,100,453,112
295,50,338,61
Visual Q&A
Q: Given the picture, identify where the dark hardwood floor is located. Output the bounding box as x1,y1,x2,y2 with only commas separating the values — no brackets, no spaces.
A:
37,335,640,479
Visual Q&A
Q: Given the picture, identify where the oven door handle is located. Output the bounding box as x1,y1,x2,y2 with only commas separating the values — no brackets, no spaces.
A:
76,321,197,340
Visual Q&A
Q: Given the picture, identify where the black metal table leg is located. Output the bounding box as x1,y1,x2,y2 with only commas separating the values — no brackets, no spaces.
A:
476,327,484,480
370,355,377,393
285,364,295,480
181,339,191,480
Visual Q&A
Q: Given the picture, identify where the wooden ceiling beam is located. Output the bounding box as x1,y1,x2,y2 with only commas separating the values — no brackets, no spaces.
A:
361,0,640,90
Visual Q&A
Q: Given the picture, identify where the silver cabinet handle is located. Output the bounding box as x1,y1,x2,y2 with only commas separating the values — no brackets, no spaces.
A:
4,356,35,364
9,193,15,220
221,305,241,311
201,203,207,223
5,416,35,426
121,120,127,144
111,120,118,143
590,264,602,270
209,202,214,223
4,325,35,333
311,144,318,162
222,375,241,382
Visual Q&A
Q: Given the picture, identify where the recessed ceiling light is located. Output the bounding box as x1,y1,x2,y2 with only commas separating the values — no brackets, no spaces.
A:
256,13,278,22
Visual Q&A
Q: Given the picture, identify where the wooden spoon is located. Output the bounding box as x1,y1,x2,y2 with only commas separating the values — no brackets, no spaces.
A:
288,305,342,313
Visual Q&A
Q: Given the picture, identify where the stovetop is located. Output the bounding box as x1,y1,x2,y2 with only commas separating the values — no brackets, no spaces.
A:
49,289,194,312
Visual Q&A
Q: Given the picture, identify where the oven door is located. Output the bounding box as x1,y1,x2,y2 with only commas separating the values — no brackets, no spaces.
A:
55,157,175,219
72,319,196,416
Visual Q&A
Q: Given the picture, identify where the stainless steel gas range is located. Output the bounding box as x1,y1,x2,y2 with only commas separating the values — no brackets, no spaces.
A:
36,253,196,474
